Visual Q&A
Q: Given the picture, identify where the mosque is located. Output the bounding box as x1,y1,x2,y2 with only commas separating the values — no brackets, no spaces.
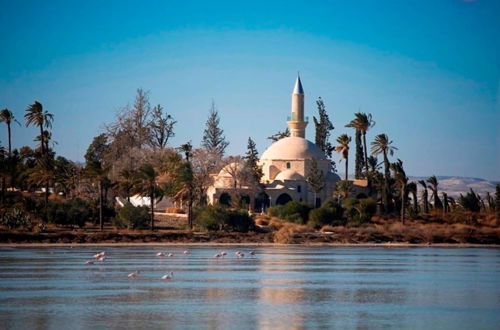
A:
206,76,341,211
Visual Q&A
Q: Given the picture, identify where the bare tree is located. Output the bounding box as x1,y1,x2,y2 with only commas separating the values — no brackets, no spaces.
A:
149,104,176,149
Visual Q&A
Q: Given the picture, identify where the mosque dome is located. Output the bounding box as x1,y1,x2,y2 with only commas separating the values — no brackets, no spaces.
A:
260,136,326,160
274,169,304,181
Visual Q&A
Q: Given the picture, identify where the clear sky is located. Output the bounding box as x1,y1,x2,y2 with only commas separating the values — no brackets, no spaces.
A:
1,0,499,180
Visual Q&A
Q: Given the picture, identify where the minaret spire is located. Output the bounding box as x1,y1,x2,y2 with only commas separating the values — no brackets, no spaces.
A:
287,74,307,138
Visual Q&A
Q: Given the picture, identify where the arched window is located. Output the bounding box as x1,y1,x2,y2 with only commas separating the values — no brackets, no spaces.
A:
286,162,291,169
276,193,292,205
297,185,301,193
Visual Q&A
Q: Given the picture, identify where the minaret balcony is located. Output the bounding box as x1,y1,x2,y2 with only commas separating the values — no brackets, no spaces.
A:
287,114,309,122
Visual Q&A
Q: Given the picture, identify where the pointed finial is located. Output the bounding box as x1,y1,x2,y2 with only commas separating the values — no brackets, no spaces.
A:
293,74,304,94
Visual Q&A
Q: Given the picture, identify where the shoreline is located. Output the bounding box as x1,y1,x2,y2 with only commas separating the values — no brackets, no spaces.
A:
1,242,499,248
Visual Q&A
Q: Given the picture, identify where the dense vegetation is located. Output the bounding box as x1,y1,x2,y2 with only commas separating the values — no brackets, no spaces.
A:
0,90,498,244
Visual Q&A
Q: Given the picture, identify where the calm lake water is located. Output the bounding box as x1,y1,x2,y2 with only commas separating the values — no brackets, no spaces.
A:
0,246,499,330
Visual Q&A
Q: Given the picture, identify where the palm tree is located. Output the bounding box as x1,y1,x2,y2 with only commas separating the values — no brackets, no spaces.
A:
407,182,418,215
133,163,163,230
0,109,20,156
367,155,380,173
426,175,442,209
418,180,429,214
371,134,397,213
335,134,351,181
346,112,375,174
25,101,54,155
118,169,137,202
390,159,408,224
84,164,108,230
178,142,194,229
28,156,55,220
1,109,21,191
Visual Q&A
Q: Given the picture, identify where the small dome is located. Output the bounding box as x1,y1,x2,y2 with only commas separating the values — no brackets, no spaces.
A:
275,170,304,181
218,162,245,177
261,137,326,160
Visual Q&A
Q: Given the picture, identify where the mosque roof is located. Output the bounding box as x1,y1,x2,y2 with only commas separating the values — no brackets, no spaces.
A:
275,169,304,181
260,136,326,160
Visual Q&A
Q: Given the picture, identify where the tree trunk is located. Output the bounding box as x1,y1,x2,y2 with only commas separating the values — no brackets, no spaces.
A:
150,191,155,231
7,122,12,156
99,180,103,231
383,151,390,214
345,156,348,181
412,191,418,214
401,186,405,224
188,202,193,229
362,132,369,175
39,124,45,155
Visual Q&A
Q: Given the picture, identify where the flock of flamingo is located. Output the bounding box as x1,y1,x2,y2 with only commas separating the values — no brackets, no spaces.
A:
84,249,256,280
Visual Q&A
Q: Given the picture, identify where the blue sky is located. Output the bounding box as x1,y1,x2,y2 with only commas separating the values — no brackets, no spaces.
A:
1,0,499,180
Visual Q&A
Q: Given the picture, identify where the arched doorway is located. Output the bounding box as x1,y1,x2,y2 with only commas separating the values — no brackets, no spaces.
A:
276,193,292,206
239,195,250,208
254,192,270,212
219,192,231,206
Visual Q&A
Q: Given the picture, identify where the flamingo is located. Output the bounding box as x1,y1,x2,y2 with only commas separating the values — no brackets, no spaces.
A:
128,270,140,279
93,251,106,259
249,251,255,256
214,253,222,258
168,253,174,257
97,256,106,262
221,251,227,257
85,260,94,265
156,252,165,257
183,250,189,255
161,272,174,280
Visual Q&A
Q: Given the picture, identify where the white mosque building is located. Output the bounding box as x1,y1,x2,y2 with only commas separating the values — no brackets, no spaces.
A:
207,76,341,210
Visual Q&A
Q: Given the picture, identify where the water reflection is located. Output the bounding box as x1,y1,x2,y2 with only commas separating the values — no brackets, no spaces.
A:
0,246,499,329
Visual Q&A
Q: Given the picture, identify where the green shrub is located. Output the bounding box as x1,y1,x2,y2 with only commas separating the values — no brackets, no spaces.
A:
308,207,336,229
45,199,92,228
195,205,254,232
1,208,31,229
342,197,376,227
268,201,313,224
115,203,150,229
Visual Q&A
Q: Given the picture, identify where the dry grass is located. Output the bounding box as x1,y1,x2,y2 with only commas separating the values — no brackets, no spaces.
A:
272,219,314,244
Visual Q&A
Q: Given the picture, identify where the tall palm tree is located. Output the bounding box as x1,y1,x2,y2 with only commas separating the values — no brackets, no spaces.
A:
426,175,442,209
371,134,397,213
390,159,408,224
25,101,54,155
133,163,163,231
335,134,351,181
407,182,418,214
346,112,375,174
418,180,429,214
0,109,20,156
0,109,21,191
178,142,194,229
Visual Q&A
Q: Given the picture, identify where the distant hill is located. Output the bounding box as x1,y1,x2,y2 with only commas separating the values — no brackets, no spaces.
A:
408,176,498,198
339,174,498,198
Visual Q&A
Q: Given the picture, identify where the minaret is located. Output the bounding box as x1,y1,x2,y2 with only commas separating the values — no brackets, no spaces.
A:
287,75,308,138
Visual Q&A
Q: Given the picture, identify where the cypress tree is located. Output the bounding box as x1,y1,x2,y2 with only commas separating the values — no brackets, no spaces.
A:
307,158,325,207
313,97,334,158
244,137,263,183
202,101,229,158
